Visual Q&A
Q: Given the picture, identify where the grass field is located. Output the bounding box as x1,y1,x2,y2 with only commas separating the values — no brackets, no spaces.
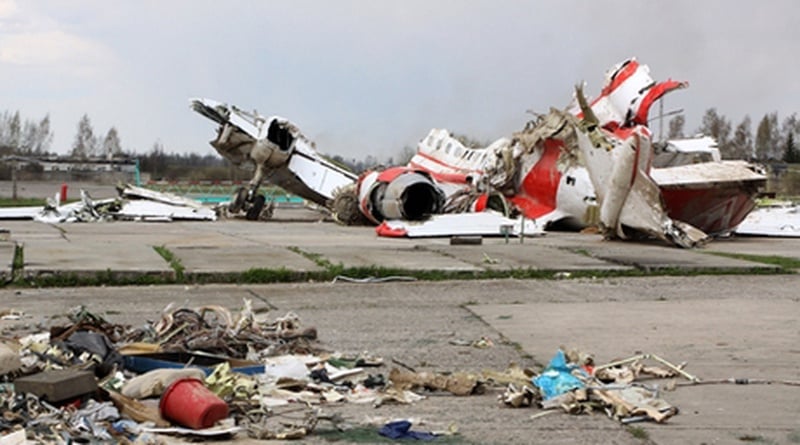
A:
0,197,47,207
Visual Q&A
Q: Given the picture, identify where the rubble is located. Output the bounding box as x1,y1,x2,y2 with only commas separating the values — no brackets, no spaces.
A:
502,349,692,424
0,184,217,223
0,301,461,442
2,297,794,442
388,368,485,396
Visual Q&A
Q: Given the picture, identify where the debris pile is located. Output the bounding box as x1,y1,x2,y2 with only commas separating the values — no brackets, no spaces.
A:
7,301,789,443
1,301,495,442
1,184,218,223
501,349,693,424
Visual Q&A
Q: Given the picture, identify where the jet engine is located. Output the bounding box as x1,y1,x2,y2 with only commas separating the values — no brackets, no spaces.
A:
357,167,445,224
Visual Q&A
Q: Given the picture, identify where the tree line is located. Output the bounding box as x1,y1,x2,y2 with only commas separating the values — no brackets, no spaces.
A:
671,109,800,163
0,111,53,156
1,107,798,182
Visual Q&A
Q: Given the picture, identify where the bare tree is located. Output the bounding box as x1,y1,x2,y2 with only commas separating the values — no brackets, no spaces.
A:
730,116,753,160
6,111,21,150
667,115,685,139
72,114,97,159
19,120,38,155
0,111,53,155
102,127,122,158
698,108,732,157
34,115,54,155
755,112,780,161
396,145,417,165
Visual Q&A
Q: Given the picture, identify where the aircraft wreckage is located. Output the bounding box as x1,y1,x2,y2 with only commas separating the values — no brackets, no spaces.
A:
191,58,768,247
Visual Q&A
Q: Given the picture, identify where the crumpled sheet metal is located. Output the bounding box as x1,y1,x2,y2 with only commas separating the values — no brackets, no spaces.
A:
25,184,217,224
513,102,708,248
0,392,133,443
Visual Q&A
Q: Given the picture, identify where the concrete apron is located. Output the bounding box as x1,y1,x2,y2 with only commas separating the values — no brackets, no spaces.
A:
472,298,800,445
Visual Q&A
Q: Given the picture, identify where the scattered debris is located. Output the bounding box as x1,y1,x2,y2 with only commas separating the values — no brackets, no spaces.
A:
0,301,480,442
501,383,537,408
506,349,691,424
388,368,485,396
0,184,217,223
2,301,798,442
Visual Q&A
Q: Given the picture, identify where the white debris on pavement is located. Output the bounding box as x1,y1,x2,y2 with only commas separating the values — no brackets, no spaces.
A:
0,184,217,223
735,203,800,237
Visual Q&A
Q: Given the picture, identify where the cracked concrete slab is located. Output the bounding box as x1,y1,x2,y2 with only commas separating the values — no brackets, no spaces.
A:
21,239,171,277
582,243,774,271
471,297,800,445
303,245,482,271
704,236,800,260
170,245,324,274
428,242,631,271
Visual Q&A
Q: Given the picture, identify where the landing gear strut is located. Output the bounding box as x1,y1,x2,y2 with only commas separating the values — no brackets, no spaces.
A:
229,186,269,221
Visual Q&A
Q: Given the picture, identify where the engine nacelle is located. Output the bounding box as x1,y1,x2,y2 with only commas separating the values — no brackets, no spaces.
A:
357,167,445,224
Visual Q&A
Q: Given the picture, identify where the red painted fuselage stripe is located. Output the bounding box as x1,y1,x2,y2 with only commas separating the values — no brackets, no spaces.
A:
510,139,563,219
632,79,687,125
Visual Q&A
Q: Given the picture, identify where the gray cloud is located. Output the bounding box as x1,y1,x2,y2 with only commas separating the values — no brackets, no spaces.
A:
1,0,796,160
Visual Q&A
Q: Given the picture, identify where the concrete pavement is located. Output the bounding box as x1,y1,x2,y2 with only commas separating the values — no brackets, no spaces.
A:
1,210,799,444
0,209,786,281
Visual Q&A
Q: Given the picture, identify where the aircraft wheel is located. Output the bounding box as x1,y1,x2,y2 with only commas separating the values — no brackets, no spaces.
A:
229,187,247,213
246,194,266,220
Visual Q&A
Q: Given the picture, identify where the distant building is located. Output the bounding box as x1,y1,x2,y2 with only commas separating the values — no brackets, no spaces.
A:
38,156,137,174
1,155,138,182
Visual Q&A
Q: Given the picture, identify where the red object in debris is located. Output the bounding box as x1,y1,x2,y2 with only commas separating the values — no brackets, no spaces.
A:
60,183,68,202
159,378,228,429
62,398,82,410
375,221,408,238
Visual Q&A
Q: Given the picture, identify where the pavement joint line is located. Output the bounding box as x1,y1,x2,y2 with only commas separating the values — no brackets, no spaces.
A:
152,245,184,280
11,242,23,283
1,262,791,289
287,246,337,270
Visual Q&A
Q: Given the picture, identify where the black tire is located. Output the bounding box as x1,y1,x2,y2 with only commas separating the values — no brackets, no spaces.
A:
229,187,247,213
245,194,266,220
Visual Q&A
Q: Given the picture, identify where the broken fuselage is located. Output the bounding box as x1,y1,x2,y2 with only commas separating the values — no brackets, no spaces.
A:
383,58,766,245
191,98,358,219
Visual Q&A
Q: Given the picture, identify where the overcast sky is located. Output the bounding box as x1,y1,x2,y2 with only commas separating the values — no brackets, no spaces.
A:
1,0,797,160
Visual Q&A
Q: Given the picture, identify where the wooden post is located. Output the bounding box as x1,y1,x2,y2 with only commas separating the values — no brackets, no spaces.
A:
11,160,17,201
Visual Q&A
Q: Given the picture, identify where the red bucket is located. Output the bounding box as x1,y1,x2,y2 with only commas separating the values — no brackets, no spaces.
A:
159,378,228,429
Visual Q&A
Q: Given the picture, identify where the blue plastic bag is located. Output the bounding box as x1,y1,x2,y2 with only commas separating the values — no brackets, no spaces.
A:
532,350,585,400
